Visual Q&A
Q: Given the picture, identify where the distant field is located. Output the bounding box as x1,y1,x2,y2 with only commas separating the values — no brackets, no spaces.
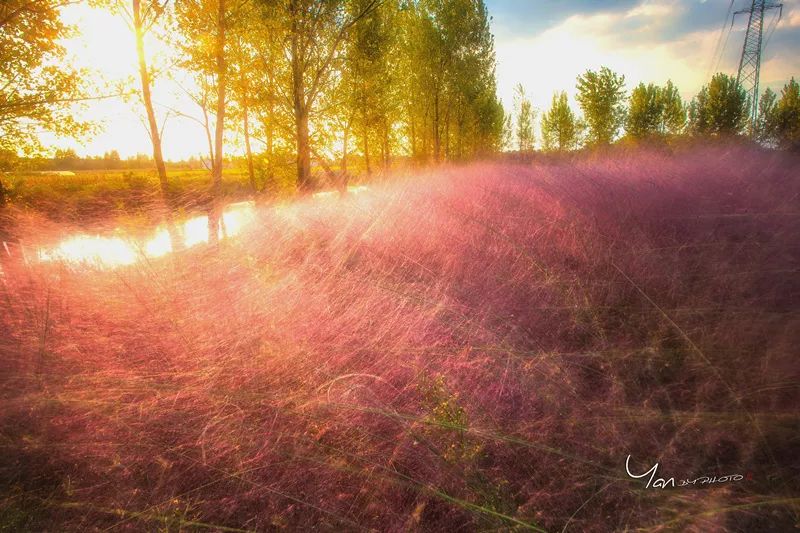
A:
2,169,258,225
2,158,375,227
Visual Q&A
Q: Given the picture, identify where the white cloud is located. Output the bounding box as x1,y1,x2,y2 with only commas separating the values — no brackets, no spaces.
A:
493,1,754,127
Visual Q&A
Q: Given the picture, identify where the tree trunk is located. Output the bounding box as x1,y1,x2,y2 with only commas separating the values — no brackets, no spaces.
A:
265,114,274,192
342,126,349,175
133,0,179,249
290,5,311,192
410,114,416,160
295,107,311,192
133,0,168,198
263,82,275,193
340,125,349,195
433,91,441,163
243,101,256,194
382,123,389,170
202,100,214,164
444,101,451,160
209,0,227,246
363,120,371,176
380,137,386,170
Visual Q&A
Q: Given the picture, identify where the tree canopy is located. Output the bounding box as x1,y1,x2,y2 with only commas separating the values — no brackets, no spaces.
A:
626,80,686,141
576,67,626,147
689,73,748,137
540,92,581,152
0,1,91,155
513,84,534,152
772,78,800,151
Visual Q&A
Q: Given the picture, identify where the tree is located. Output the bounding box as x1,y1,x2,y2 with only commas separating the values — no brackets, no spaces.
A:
103,149,122,169
0,1,90,156
227,1,264,194
342,0,398,178
626,83,664,140
576,67,626,147
246,6,286,193
513,84,534,152
688,73,748,137
541,91,581,152
54,148,79,170
501,112,513,152
625,80,686,140
773,78,800,151
175,0,238,243
403,0,503,162
660,80,686,136
755,87,778,145
101,0,177,232
257,0,382,192
130,0,173,204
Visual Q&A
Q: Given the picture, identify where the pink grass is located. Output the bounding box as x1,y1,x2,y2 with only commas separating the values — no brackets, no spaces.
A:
1,144,799,531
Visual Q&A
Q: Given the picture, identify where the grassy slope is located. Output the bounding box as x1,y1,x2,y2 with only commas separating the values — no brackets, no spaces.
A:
1,145,799,531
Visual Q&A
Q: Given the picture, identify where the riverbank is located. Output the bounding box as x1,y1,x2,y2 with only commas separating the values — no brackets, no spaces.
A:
0,169,257,228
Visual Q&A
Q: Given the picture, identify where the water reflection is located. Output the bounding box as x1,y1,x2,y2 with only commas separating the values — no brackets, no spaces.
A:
37,201,257,269
38,235,139,268
32,186,369,270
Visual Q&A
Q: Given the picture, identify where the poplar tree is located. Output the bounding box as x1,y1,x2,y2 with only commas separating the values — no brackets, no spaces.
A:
626,83,663,140
257,0,382,191
660,80,686,136
688,73,748,137
576,67,626,146
513,84,534,152
405,0,503,162
773,78,800,151
541,92,581,152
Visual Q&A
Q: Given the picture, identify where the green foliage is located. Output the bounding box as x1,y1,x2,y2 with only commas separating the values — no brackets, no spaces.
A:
6,169,253,223
627,83,664,140
773,78,800,151
756,87,778,145
540,91,582,152
341,0,401,173
419,375,481,465
661,80,687,135
0,149,18,172
576,67,626,146
688,73,748,137
513,84,534,152
0,1,91,155
404,0,504,161
626,80,687,141
501,113,514,152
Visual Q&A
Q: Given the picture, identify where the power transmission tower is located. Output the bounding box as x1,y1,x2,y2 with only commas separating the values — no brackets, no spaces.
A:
733,0,782,134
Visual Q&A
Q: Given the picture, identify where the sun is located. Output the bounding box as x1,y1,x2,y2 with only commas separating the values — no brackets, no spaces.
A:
51,3,217,160
60,4,140,83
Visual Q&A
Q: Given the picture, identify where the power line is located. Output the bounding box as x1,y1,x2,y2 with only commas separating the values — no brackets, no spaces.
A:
707,0,735,81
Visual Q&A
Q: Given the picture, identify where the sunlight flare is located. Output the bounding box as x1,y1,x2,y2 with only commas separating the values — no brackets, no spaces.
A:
38,235,138,268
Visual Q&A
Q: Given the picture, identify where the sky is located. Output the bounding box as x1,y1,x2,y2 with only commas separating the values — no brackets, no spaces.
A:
40,4,212,161
488,0,800,123
48,0,800,159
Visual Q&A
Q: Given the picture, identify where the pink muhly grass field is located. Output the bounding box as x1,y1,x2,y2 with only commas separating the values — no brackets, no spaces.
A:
1,145,799,531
